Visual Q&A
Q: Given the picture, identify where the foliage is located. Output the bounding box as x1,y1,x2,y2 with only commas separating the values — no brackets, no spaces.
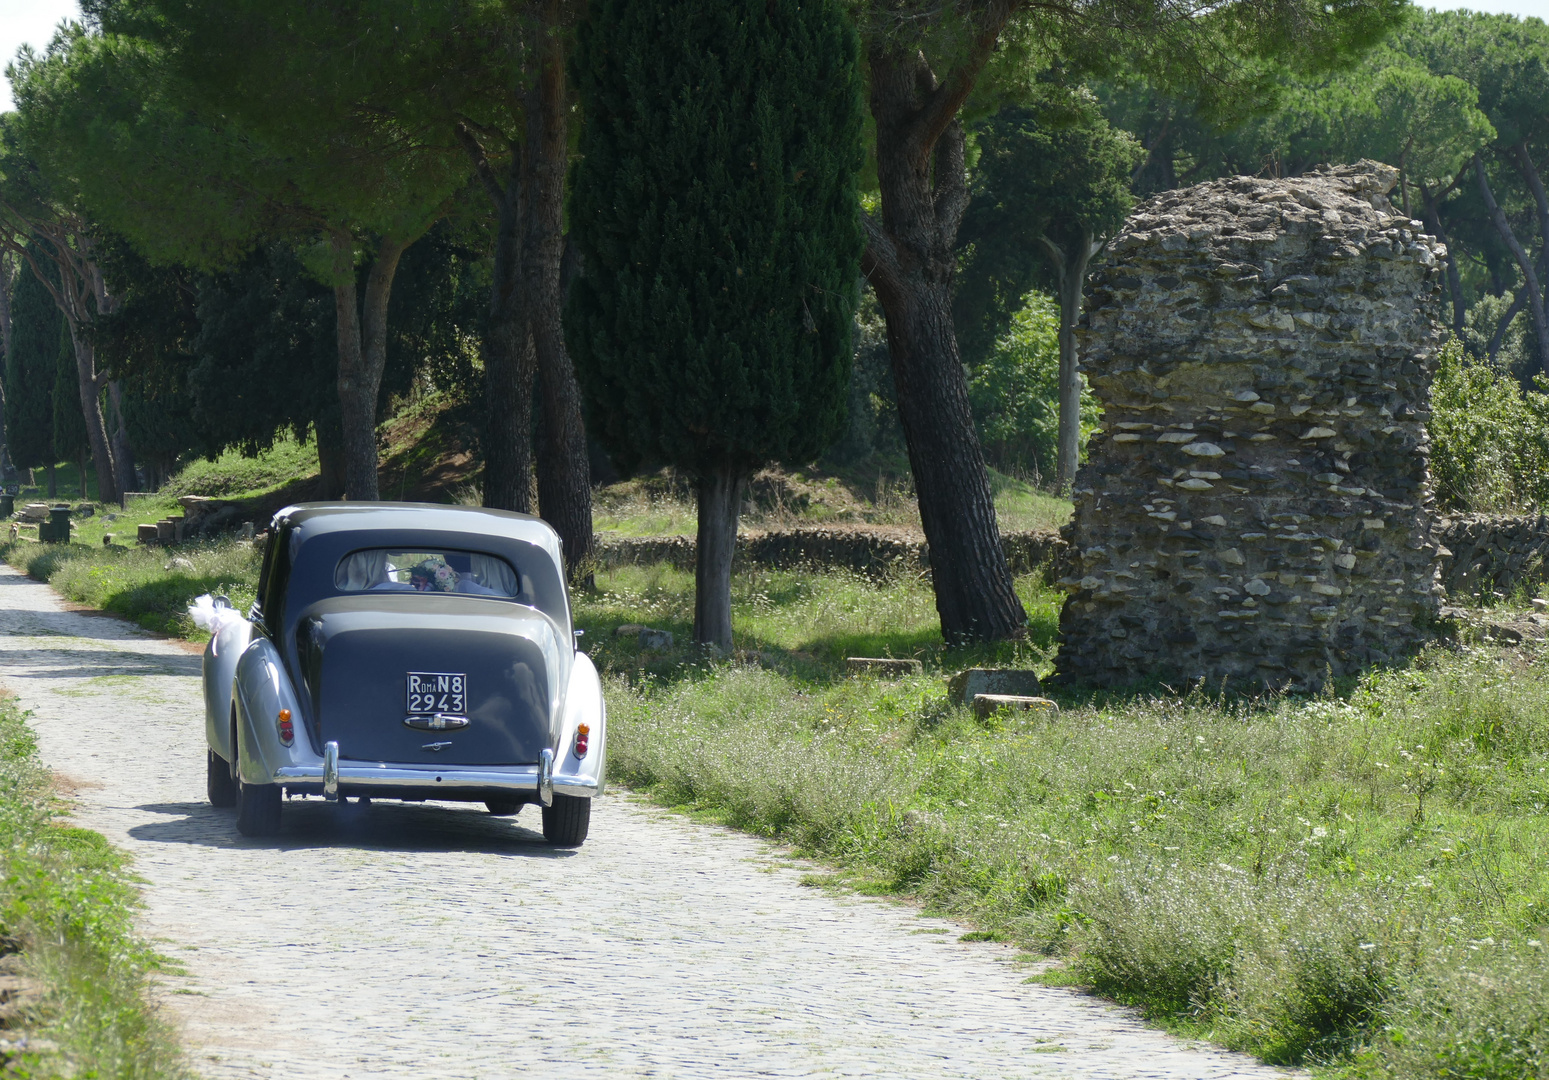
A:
955,100,1143,363
0,695,188,1077
966,291,1098,481
4,536,260,638
3,256,59,473
568,0,866,478
1427,337,1549,513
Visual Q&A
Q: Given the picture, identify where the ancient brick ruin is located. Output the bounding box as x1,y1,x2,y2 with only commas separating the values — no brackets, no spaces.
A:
1054,162,1449,691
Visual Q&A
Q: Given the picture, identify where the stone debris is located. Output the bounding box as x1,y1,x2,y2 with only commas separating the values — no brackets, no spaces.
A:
845,657,923,677
948,667,1043,705
972,694,1059,719
1057,162,1447,692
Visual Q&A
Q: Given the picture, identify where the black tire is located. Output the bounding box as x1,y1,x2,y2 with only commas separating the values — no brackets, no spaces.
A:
207,748,237,808
235,775,282,837
541,793,590,847
485,799,521,817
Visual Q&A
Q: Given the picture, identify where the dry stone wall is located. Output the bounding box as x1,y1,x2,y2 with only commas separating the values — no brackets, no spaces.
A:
1054,162,1449,691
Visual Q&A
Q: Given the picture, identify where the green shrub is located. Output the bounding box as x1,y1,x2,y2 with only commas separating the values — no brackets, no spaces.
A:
1428,337,1549,513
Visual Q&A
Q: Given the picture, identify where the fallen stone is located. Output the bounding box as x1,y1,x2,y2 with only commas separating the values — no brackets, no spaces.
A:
972,694,1059,719
846,657,922,678
613,623,647,638
947,668,1043,705
639,628,674,650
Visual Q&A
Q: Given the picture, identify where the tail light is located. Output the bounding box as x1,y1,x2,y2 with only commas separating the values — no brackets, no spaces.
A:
277,708,295,746
574,723,590,758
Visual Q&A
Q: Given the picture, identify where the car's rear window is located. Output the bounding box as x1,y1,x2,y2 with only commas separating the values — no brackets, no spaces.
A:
334,549,525,600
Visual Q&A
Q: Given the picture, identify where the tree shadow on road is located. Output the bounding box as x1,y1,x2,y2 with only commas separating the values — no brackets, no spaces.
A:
128,798,580,857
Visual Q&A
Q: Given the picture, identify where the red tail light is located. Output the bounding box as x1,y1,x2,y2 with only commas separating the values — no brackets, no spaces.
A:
277,708,295,746
574,723,590,758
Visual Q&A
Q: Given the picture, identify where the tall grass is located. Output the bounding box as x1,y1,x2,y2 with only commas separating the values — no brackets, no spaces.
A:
0,697,187,1077
3,539,260,638
582,567,1549,1075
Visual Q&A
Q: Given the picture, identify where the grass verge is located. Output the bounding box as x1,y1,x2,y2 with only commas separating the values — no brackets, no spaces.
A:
585,569,1549,1077
1,539,260,639
0,694,186,1077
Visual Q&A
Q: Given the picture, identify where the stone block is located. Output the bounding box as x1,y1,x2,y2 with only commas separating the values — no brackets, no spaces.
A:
137,523,159,545
846,657,922,678
972,694,1059,719
947,668,1043,705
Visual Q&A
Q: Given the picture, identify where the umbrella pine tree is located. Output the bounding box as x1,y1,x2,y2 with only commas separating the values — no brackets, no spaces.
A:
569,0,865,649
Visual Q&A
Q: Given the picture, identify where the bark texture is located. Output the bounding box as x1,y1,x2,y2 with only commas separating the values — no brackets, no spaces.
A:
106,380,136,495
332,232,410,502
694,464,745,651
525,11,593,581
862,42,1026,642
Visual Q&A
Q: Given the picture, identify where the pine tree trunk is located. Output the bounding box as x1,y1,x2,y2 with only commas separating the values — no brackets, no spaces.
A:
482,160,535,514
106,380,136,495
525,12,593,582
1044,230,1092,492
864,45,1025,643
316,433,347,500
694,463,744,651
332,233,408,502
0,262,11,474
65,326,118,504
1477,157,1549,374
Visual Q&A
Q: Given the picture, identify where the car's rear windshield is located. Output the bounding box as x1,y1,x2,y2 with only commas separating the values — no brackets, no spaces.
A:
334,549,525,600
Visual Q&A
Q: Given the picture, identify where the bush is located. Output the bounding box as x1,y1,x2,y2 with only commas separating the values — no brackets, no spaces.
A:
1428,337,1549,513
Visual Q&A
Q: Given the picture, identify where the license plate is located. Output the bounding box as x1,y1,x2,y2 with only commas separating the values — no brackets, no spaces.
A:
406,672,467,716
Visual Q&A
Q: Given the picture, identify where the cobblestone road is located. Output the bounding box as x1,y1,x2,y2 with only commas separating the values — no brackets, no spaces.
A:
0,566,1299,1078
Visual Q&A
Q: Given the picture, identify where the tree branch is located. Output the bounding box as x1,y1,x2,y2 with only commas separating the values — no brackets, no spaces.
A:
455,121,510,211
904,4,1019,157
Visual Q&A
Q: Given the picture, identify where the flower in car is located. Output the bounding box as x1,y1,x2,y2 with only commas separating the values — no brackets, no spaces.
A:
410,557,458,592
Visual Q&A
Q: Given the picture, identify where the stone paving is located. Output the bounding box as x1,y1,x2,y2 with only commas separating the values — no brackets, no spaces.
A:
0,566,1299,1078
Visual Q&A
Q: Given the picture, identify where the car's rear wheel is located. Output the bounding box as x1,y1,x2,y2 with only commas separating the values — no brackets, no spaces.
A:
235,775,282,836
541,793,590,847
485,799,521,817
207,748,237,808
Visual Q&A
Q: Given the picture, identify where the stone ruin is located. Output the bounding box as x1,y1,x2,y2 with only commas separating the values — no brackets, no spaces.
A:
1054,162,1449,691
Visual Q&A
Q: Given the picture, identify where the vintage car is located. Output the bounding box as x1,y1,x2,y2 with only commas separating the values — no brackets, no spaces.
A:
199,503,605,845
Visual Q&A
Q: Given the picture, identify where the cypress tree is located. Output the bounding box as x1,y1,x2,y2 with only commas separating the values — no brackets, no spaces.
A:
3,260,59,480
569,0,865,649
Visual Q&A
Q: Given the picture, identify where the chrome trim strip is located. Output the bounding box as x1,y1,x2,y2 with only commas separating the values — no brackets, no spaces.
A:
537,748,554,807
272,761,599,797
322,741,340,800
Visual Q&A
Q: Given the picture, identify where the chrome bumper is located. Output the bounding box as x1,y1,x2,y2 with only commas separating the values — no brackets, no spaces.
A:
273,749,599,801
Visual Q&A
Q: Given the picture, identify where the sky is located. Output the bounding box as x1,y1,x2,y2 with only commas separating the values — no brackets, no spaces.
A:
1,0,1548,112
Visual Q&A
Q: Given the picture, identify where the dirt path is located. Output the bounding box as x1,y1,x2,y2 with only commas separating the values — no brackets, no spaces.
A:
0,567,1297,1079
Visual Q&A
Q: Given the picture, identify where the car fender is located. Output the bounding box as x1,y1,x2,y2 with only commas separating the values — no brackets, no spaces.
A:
554,651,605,796
203,617,253,762
233,637,314,786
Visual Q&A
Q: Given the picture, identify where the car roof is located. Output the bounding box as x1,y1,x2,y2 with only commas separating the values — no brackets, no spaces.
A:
272,502,565,567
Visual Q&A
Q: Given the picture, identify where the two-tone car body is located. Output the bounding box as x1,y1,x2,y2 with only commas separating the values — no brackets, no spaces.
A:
201,503,604,845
